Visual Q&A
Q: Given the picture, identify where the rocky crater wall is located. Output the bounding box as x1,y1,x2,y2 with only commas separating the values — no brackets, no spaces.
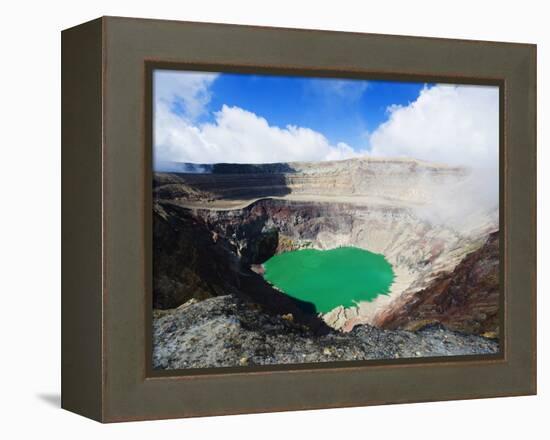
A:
154,157,469,205
191,198,494,329
153,157,499,335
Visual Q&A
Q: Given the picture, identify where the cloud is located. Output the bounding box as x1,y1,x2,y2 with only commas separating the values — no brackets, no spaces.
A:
154,70,219,121
369,84,499,170
153,73,500,215
154,104,362,166
369,84,500,223
153,70,365,167
307,78,368,101
153,71,370,167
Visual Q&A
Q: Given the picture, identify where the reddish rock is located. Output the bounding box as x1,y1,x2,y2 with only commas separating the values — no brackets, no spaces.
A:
376,231,500,337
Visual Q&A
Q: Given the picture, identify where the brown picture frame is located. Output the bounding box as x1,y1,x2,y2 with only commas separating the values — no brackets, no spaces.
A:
61,16,536,422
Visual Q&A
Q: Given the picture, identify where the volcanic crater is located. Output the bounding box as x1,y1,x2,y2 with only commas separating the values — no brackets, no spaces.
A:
152,157,500,369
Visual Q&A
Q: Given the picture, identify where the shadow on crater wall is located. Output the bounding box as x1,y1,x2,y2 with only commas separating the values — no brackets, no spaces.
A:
211,162,298,174
171,172,293,200
153,201,331,335
153,162,297,201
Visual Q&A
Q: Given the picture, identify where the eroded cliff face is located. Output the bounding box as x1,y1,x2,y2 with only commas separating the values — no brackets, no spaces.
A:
153,157,499,334
153,202,241,309
374,231,500,336
153,201,331,333
154,157,473,209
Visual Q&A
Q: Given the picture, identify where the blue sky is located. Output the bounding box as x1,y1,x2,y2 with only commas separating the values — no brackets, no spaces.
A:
154,69,498,169
167,72,425,154
202,74,425,151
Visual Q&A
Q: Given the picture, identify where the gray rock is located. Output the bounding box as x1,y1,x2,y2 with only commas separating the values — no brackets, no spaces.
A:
153,295,499,370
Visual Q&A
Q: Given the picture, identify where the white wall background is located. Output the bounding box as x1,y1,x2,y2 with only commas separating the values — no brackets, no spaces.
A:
0,0,546,437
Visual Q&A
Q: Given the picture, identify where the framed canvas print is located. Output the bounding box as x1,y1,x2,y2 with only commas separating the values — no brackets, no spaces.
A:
61,16,536,422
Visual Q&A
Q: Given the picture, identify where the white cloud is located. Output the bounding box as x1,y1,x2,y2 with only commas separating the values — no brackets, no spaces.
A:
154,70,218,121
307,78,368,101
369,84,499,169
153,70,370,167
154,74,499,187
153,70,364,166
154,104,362,165
369,84,500,219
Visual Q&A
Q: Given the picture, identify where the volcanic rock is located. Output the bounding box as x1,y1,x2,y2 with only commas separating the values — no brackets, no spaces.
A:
375,231,500,336
153,295,499,369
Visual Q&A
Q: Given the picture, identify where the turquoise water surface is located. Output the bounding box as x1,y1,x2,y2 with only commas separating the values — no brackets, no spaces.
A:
263,246,395,313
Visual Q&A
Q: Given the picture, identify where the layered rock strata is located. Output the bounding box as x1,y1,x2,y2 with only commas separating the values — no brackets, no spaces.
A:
375,231,500,337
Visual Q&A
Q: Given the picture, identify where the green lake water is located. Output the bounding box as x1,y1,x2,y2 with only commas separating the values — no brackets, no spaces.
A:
263,246,395,313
